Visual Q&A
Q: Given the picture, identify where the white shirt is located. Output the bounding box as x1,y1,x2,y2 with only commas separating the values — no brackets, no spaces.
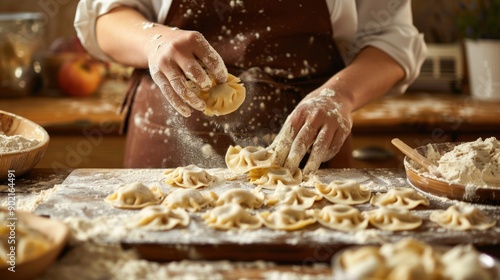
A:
75,0,427,94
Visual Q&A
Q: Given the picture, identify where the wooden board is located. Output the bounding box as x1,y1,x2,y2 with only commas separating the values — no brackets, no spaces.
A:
34,168,500,262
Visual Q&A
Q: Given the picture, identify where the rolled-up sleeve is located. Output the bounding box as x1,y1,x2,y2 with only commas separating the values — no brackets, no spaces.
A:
334,0,427,95
74,0,170,62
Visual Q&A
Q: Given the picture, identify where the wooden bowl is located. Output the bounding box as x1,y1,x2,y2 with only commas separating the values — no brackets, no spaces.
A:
0,110,49,179
404,143,500,204
0,209,69,279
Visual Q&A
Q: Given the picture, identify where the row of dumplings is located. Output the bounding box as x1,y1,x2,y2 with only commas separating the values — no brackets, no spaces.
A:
105,179,431,211
335,238,494,280
105,183,496,232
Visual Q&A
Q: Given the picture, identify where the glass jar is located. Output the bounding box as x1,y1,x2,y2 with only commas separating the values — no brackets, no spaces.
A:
0,13,44,97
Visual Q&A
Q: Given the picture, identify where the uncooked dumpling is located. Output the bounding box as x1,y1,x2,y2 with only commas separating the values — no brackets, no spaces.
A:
212,188,265,209
127,206,190,230
337,246,388,280
105,182,165,209
164,165,215,189
225,145,276,174
363,207,422,231
429,203,496,230
310,204,368,231
199,74,246,116
202,203,262,230
370,187,429,210
315,180,371,205
162,188,217,212
266,184,322,209
441,244,493,280
258,205,316,231
248,167,302,189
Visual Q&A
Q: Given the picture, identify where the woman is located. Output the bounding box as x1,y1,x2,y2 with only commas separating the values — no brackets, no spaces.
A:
75,0,426,175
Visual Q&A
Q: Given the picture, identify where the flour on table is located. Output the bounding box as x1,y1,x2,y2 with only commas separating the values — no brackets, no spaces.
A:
0,134,40,153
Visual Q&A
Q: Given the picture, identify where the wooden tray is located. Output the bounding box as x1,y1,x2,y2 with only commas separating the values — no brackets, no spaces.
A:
34,168,500,262
404,143,500,205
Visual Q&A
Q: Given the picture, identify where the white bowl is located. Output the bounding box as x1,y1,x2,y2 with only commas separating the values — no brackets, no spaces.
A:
0,110,49,179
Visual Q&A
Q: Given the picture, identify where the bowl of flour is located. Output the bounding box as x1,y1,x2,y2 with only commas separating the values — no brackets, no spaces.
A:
404,137,500,204
0,110,49,179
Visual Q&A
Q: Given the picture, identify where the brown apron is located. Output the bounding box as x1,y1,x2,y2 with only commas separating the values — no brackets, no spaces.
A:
122,0,351,168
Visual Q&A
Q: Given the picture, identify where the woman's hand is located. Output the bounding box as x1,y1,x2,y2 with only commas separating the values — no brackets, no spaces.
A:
148,29,228,117
270,88,353,175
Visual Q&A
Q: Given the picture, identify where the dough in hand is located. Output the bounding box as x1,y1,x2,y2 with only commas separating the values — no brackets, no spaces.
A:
259,205,316,231
310,204,368,231
225,145,276,174
164,165,215,189
202,203,262,230
212,188,265,209
105,182,165,209
315,180,371,205
363,207,422,231
429,203,496,230
370,187,429,210
265,184,322,209
199,74,246,116
248,167,302,189
127,206,190,231
162,188,217,212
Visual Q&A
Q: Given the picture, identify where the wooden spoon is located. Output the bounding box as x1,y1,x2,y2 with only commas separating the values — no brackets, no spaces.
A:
391,138,441,177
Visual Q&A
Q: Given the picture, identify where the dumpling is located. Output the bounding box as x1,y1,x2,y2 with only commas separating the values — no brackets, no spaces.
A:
258,205,316,231
441,244,492,280
370,188,429,210
212,188,265,209
164,165,215,189
202,203,262,230
225,145,276,174
315,180,371,205
336,246,388,280
429,203,496,230
310,204,368,231
162,189,217,212
105,182,165,209
266,184,322,209
363,207,422,231
127,206,190,230
248,167,302,189
199,74,246,116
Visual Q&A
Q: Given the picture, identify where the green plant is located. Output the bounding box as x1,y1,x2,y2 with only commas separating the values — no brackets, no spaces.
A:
456,0,500,39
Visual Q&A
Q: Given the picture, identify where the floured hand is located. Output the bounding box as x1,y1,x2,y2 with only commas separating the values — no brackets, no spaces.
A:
148,28,228,117
269,88,353,175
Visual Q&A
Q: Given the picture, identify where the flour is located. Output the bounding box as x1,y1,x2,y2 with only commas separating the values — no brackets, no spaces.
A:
0,134,40,153
428,137,500,189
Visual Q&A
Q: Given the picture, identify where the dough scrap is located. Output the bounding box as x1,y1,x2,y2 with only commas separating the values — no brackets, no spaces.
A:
266,184,322,209
199,74,246,116
429,203,496,230
105,182,165,209
363,207,422,231
309,204,368,231
164,165,215,189
212,188,265,209
248,167,302,189
162,188,217,212
127,206,190,231
315,180,371,205
202,203,262,230
370,187,429,210
259,205,316,231
225,145,276,174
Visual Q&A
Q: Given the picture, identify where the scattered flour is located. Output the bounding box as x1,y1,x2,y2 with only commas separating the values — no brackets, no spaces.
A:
427,137,500,189
0,134,40,153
